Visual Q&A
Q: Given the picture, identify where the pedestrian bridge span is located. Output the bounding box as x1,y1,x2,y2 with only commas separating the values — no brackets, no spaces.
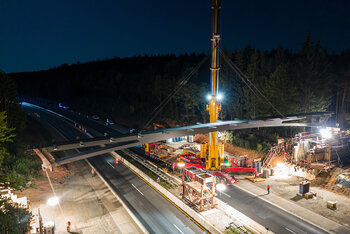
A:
41,112,331,165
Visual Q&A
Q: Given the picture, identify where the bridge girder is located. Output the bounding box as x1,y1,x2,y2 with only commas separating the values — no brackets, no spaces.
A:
52,113,331,165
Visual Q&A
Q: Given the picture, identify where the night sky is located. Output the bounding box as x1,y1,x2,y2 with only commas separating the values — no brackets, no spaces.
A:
1,0,350,73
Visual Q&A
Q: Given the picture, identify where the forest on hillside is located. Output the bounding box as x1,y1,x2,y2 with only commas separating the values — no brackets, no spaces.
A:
0,71,37,232
11,35,350,135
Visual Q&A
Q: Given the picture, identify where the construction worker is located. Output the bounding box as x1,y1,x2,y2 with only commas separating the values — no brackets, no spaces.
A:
66,221,71,232
267,184,270,194
157,177,160,184
91,169,95,177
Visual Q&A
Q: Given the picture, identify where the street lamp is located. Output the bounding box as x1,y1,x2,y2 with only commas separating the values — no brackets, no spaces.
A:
47,196,59,207
46,196,59,232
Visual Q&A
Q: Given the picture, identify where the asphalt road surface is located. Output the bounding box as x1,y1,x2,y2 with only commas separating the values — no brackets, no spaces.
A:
89,154,206,234
220,186,328,234
24,103,207,234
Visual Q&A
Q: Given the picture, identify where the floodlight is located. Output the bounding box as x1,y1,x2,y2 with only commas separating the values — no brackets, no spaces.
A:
217,93,223,100
320,128,332,139
47,196,59,207
216,183,226,192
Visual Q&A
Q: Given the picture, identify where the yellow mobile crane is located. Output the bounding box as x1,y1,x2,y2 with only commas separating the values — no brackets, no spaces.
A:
201,0,225,170
145,0,224,170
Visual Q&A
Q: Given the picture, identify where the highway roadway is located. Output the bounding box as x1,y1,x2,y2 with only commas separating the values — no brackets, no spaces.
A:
89,154,205,234
23,103,207,234
25,103,342,234
220,186,328,234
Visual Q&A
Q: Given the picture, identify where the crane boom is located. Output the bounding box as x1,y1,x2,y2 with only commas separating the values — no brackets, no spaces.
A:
206,0,224,170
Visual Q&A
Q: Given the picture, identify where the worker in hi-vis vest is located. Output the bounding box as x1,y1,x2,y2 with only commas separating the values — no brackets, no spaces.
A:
67,221,71,232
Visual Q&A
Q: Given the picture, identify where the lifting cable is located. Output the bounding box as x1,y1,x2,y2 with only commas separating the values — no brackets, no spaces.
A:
142,55,209,131
219,48,285,118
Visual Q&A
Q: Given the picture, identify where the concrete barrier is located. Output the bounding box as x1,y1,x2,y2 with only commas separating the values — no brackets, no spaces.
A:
216,199,273,234
33,149,52,171
111,151,222,234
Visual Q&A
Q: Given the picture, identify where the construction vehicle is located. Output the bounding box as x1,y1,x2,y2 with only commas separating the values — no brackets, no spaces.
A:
143,143,169,159
212,171,237,185
153,123,167,129
178,153,203,165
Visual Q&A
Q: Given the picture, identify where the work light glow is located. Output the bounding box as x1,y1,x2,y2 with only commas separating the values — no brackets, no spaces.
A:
320,128,332,139
47,196,59,206
217,93,223,100
216,183,226,191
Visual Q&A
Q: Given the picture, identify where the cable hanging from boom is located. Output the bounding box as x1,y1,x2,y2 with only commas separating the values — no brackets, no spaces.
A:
141,55,209,131
219,48,285,118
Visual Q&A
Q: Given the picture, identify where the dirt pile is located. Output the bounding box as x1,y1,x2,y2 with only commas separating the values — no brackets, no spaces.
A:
311,171,330,186
323,168,342,190
44,165,71,181
224,143,265,161
326,168,350,196
18,164,74,203
311,167,350,197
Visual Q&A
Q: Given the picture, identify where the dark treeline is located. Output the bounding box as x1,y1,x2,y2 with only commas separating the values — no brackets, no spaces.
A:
0,71,39,189
0,70,41,187
11,35,350,132
13,53,211,127
0,71,34,233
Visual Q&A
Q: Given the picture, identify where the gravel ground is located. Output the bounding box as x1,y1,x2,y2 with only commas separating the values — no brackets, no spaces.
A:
246,175,350,227
18,160,142,234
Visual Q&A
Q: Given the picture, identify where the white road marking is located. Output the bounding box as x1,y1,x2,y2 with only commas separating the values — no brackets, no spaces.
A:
131,184,144,196
285,227,297,234
107,161,115,168
173,224,184,234
222,192,231,197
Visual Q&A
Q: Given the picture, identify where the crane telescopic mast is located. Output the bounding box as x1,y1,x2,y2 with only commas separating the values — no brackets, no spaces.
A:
206,0,224,170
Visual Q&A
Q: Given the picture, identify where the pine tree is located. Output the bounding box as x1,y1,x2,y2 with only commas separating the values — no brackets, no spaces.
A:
295,34,332,112
0,111,15,166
